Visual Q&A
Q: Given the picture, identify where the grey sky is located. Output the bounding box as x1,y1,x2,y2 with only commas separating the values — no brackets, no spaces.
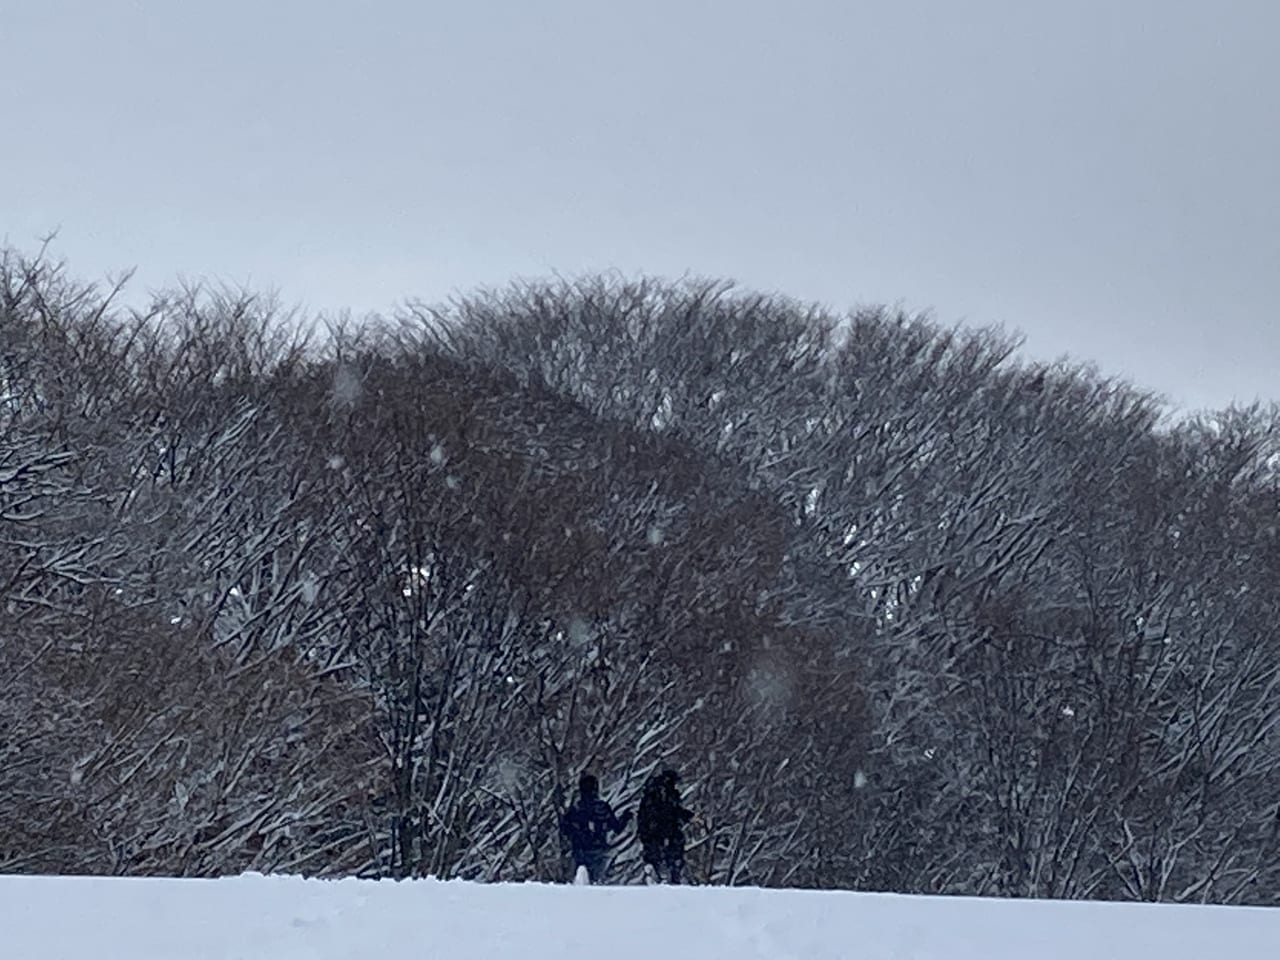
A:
4,0,1277,412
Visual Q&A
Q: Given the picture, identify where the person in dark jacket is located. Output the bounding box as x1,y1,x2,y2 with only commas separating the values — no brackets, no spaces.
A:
559,772,631,884
637,768,694,884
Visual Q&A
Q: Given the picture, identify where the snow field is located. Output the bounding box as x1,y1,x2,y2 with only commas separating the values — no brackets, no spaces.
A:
1,872,1277,960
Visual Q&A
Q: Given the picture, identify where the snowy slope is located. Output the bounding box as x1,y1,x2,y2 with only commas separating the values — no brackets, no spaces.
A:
1,873,1276,960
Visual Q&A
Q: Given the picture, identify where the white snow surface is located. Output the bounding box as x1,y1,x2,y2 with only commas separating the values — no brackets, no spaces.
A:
1,872,1277,959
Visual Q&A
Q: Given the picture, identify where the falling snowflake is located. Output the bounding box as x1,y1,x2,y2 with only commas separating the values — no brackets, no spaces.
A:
566,616,593,649
494,756,525,793
331,365,362,407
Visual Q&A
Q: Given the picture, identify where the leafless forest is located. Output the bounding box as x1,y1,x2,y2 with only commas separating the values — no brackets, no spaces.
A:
2,247,1277,903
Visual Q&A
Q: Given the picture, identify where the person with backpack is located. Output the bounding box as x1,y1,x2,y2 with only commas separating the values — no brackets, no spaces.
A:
559,772,631,884
637,768,695,884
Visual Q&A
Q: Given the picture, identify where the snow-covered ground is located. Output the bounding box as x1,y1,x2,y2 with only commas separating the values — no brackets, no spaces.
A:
2,872,1277,959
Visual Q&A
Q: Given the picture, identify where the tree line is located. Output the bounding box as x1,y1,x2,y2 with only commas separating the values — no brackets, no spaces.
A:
1,246,1277,903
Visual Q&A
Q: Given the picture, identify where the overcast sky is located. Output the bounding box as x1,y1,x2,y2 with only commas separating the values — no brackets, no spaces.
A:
4,1,1277,412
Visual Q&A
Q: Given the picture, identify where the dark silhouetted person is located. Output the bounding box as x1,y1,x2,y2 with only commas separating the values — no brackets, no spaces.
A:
559,772,631,884
638,768,694,884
